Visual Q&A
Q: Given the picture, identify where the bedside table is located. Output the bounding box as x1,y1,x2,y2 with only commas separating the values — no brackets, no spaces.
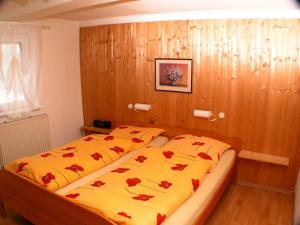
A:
81,126,113,136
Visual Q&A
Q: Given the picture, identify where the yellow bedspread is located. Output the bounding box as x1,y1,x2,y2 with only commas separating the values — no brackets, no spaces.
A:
6,134,134,192
64,135,231,225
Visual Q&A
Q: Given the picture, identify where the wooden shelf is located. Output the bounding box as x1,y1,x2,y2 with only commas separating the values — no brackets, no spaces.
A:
81,126,113,136
238,150,289,166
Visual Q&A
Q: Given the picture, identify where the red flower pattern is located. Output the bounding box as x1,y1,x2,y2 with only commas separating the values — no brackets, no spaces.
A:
62,146,76,151
130,130,141,134
132,194,154,201
192,179,200,191
173,136,185,140
159,181,172,189
91,152,103,161
131,138,144,143
127,178,141,187
84,136,94,142
65,193,80,199
42,173,56,185
104,135,114,141
118,212,131,219
41,153,51,158
197,152,212,160
135,155,147,163
157,213,166,225
110,146,124,154
62,153,74,158
16,162,28,173
65,164,84,173
163,151,174,159
91,180,105,187
192,142,205,146
171,164,188,171
111,168,130,173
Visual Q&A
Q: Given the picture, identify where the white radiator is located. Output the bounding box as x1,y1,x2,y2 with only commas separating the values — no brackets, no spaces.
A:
0,114,51,167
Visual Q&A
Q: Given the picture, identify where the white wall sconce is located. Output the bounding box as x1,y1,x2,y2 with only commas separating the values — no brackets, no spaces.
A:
193,110,212,118
193,109,225,121
128,103,151,111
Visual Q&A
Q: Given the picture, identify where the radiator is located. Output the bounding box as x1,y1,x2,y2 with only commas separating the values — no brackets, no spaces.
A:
0,114,51,167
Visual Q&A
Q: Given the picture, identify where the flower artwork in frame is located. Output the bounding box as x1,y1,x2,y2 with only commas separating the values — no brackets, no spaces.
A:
155,58,192,93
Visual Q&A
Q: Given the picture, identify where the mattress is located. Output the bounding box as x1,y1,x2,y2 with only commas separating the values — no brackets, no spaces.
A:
56,136,169,195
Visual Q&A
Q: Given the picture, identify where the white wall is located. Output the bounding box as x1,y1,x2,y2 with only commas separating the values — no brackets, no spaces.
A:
0,19,83,158
38,19,83,147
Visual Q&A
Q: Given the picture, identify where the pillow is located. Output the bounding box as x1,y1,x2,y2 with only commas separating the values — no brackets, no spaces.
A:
163,134,231,171
109,125,165,149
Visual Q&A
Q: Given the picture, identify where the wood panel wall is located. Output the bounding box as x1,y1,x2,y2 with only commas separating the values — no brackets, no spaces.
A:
80,19,300,191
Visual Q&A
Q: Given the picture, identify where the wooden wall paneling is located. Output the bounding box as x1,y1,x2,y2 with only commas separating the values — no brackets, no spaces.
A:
174,21,190,128
144,23,156,124
80,19,300,190
145,23,156,123
191,20,209,131
216,20,233,136
80,27,91,125
94,26,102,119
186,21,196,129
154,22,175,126
112,24,123,123
226,21,242,137
135,23,142,122
236,20,299,189
124,23,134,123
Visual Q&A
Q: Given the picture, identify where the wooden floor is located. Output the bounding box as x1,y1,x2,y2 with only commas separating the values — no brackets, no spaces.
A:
206,184,293,225
0,184,293,225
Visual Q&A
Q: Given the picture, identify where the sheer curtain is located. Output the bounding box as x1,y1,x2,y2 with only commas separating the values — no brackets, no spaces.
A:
0,23,42,119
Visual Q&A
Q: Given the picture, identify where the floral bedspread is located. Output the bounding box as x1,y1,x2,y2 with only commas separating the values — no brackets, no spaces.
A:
5,134,134,191
64,135,231,225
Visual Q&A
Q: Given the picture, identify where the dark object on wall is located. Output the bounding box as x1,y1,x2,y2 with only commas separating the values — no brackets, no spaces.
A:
93,120,111,128
296,0,300,7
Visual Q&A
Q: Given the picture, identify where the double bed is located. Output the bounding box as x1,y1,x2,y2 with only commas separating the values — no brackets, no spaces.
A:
0,124,240,225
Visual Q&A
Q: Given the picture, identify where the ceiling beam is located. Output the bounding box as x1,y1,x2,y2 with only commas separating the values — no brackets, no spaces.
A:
0,0,72,21
46,0,137,19
0,0,133,21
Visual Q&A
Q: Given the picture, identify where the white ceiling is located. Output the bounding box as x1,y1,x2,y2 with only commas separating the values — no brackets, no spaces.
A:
59,0,300,21
0,0,299,22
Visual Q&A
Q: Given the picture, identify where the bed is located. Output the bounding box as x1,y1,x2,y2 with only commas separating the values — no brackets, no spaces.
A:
4,125,165,192
0,124,241,225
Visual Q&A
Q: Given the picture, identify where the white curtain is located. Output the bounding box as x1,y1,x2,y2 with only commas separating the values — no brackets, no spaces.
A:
0,23,42,119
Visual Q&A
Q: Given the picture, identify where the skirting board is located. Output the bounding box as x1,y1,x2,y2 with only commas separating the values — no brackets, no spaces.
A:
237,181,294,195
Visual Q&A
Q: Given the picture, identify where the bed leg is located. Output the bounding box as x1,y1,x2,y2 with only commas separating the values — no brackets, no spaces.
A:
0,201,7,218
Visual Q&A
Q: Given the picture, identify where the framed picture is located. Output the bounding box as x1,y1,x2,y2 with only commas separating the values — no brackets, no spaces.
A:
155,58,192,93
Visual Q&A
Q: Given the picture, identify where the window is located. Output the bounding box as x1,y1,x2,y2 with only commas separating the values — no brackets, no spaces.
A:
0,43,25,105
0,23,42,119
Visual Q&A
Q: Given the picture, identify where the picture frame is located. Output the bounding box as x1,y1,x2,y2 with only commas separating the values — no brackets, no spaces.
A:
155,58,192,93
